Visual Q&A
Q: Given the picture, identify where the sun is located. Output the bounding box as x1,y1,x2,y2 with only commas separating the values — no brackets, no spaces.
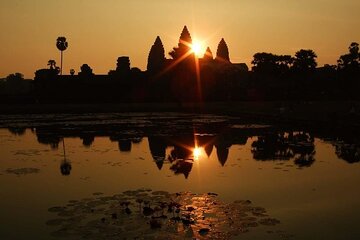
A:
191,41,205,58
193,147,202,160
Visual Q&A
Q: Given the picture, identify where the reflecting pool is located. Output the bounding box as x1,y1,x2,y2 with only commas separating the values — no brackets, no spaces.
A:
0,113,359,239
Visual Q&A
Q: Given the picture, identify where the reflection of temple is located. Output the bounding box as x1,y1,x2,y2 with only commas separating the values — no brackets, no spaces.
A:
169,159,193,179
197,135,215,157
13,122,359,178
80,134,94,148
29,124,248,178
168,135,195,179
214,134,232,166
148,136,199,178
110,134,143,152
148,136,167,170
147,132,249,177
148,136,196,178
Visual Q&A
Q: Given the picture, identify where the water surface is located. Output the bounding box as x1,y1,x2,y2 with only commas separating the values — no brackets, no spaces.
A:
0,113,359,239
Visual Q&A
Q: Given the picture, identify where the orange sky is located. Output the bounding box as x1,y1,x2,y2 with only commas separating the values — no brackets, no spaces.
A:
0,0,359,78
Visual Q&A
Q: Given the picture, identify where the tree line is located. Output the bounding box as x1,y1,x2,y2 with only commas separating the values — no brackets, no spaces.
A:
1,34,359,102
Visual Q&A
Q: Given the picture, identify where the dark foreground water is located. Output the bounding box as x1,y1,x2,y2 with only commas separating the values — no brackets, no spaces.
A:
0,113,359,239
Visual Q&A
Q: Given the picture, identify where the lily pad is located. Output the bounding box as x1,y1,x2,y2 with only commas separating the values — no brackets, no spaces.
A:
6,167,40,175
47,189,283,239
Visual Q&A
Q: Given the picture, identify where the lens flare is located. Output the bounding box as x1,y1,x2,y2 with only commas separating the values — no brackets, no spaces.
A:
193,147,202,160
191,41,204,57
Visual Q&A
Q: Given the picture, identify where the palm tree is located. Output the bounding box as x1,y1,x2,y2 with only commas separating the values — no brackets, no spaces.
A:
56,37,68,75
47,59,56,69
60,138,71,176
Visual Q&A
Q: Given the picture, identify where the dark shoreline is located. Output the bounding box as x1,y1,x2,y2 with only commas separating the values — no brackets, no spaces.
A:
1,101,359,130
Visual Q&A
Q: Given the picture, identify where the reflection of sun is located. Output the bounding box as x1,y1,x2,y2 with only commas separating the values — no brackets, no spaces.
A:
193,147,202,160
191,41,205,58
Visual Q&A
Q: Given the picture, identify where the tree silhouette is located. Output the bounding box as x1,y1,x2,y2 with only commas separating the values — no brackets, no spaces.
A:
147,36,165,73
79,64,93,78
56,37,68,75
252,53,293,76
337,42,360,70
252,53,278,74
60,161,72,176
334,141,360,164
277,55,293,72
215,38,230,62
7,127,26,136
60,138,71,176
6,73,24,82
292,49,317,72
47,60,57,69
169,26,192,60
349,42,359,55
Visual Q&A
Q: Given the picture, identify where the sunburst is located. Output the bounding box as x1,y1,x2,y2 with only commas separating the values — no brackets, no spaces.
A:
191,40,205,58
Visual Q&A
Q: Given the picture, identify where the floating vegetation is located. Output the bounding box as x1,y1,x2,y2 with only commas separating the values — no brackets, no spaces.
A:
232,124,272,129
5,167,40,175
92,192,104,196
12,149,42,156
47,189,282,239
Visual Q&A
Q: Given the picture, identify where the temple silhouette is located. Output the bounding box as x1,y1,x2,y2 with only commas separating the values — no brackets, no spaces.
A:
30,26,248,102
32,26,248,103
1,26,359,103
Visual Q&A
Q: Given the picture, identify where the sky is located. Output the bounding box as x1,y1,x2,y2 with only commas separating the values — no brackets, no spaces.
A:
0,0,359,78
